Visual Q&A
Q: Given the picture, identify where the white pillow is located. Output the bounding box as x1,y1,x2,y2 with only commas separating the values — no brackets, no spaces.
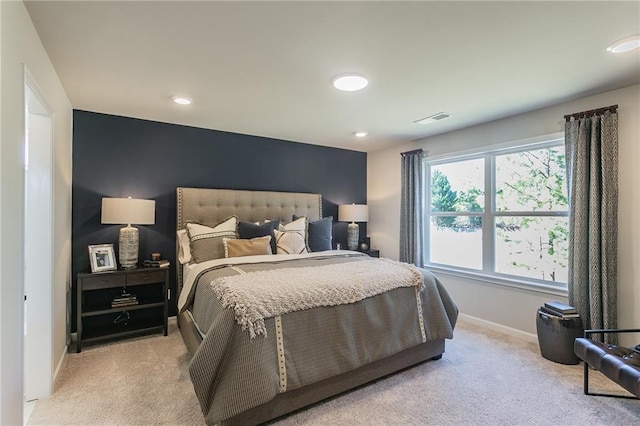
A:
176,229,192,264
275,217,307,254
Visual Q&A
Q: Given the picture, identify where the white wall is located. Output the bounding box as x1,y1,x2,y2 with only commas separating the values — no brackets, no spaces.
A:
368,85,640,344
0,2,4,419
0,1,72,422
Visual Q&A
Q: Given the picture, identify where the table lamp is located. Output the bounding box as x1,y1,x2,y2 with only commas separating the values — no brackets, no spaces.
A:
101,197,155,268
338,204,368,251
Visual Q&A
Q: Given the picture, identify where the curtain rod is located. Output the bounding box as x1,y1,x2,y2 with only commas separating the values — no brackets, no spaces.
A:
400,148,423,157
564,104,618,122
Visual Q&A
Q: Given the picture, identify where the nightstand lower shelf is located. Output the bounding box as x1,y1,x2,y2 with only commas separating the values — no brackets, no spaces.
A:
82,301,165,317
82,321,165,344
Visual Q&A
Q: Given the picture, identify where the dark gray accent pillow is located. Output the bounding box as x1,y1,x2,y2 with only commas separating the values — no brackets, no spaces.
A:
238,219,281,253
293,215,333,252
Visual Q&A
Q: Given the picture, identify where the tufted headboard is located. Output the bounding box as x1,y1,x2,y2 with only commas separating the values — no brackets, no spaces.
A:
176,187,322,294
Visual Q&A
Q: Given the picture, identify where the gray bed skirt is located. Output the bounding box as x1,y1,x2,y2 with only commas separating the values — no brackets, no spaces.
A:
178,310,445,425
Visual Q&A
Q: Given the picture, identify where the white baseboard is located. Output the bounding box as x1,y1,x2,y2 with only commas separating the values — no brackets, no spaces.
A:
458,313,538,344
52,344,68,394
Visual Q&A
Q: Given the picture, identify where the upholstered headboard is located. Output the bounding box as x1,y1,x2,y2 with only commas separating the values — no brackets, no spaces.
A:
176,187,322,294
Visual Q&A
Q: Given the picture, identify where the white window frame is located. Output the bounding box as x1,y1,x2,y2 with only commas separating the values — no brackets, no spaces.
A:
424,132,568,295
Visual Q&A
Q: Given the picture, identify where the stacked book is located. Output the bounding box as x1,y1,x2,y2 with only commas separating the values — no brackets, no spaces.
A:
143,259,170,268
540,301,579,318
111,292,138,308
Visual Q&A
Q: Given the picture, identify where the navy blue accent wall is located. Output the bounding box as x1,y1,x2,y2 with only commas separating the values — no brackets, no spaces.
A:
72,110,367,325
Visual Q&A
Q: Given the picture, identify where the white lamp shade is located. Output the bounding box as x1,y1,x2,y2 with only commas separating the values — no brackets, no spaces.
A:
338,204,368,223
101,198,155,225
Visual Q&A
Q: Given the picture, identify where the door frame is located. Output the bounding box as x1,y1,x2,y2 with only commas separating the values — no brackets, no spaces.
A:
23,66,54,401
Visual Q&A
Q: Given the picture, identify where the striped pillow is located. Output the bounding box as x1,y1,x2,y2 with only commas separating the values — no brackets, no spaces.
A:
186,216,237,263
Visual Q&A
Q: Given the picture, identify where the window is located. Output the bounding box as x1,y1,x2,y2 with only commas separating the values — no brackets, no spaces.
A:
425,137,568,287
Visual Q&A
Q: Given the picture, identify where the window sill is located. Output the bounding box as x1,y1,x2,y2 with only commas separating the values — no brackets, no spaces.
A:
424,264,569,297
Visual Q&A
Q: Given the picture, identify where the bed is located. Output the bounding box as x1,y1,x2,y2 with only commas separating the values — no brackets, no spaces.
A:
176,187,458,425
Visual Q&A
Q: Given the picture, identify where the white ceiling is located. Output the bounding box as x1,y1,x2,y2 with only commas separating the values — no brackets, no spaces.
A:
25,1,640,153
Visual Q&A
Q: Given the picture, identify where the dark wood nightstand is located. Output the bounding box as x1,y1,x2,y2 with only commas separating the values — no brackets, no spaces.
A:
361,249,380,258
76,267,169,352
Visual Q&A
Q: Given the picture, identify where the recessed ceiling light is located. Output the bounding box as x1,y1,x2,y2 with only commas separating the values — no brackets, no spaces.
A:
332,74,368,91
607,35,640,53
354,131,368,138
172,96,192,105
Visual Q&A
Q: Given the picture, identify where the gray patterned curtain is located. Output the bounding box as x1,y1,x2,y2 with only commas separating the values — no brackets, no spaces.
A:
565,108,618,342
400,149,424,267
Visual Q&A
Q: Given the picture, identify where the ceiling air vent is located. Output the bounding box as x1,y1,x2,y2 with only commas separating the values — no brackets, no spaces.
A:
414,112,452,125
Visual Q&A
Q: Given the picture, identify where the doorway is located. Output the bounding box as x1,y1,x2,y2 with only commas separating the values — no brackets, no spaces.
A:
23,70,54,404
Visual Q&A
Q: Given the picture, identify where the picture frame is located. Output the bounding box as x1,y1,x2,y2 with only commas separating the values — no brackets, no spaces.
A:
88,244,117,273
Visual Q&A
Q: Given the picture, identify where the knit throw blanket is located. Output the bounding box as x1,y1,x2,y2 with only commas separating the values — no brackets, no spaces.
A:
210,258,424,338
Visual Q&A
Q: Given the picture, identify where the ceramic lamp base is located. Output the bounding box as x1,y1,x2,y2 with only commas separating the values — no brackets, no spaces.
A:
347,222,359,251
119,225,139,268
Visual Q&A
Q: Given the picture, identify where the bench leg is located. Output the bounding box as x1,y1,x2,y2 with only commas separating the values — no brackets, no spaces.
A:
582,361,638,399
583,361,589,395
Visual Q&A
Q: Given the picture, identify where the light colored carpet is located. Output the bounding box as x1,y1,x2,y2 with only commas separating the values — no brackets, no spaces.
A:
28,319,639,425
28,319,203,425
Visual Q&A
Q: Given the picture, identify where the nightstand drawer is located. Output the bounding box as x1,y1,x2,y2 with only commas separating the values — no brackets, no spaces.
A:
82,274,126,290
126,270,166,286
